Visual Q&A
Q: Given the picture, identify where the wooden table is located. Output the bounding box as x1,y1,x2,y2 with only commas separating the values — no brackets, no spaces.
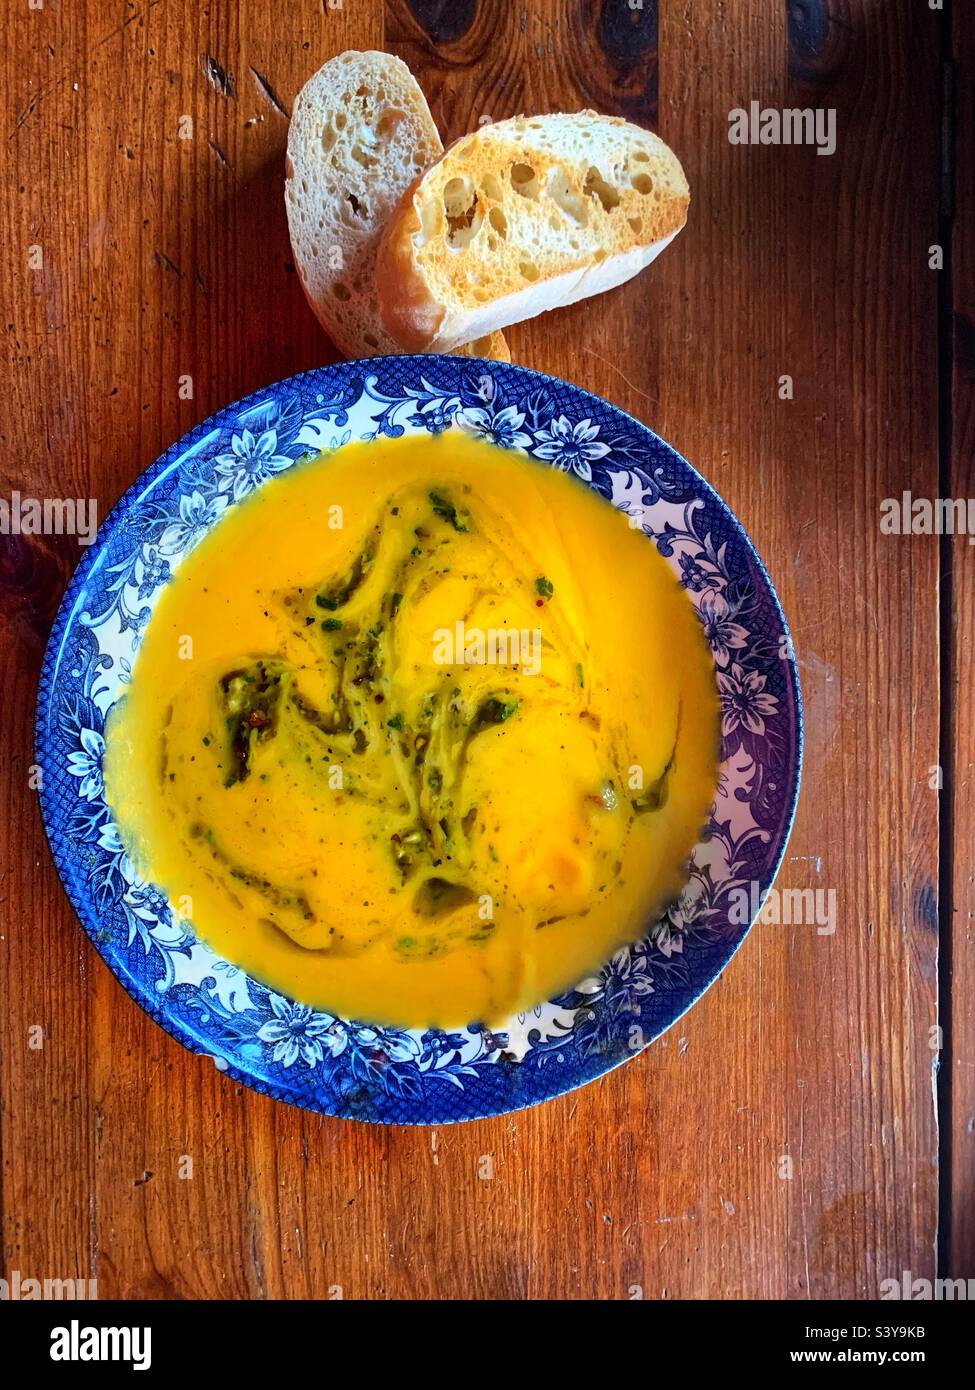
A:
2,0,970,1300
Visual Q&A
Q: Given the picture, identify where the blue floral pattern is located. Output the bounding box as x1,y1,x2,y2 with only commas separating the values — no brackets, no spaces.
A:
36,359,802,1124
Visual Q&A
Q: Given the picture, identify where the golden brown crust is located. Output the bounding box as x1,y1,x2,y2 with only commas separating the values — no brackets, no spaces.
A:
376,178,444,351
376,112,689,353
285,51,447,359
481,331,511,363
457,331,511,362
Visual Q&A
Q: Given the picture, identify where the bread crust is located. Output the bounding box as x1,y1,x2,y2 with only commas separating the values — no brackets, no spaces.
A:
285,51,509,362
376,112,690,352
376,178,447,352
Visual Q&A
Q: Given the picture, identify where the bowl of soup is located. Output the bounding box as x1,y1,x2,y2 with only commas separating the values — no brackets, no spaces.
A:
36,358,802,1122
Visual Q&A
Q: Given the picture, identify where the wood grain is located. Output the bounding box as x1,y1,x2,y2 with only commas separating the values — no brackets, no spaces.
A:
0,0,955,1299
949,1,975,1279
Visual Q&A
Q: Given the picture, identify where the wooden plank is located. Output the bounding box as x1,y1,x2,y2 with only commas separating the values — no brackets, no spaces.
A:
653,0,942,1295
0,0,944,1300
949,2,975,1279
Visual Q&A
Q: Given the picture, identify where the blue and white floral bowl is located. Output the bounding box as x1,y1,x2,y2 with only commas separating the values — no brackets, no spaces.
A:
36,358,802,1123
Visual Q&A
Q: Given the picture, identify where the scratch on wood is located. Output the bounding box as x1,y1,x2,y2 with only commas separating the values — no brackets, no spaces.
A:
250,67,289,119
249,1204,268,1299
208,139,235,176
92,0,163,53
153,250,184,278
9,92,42,138
580,348,659,407
200,53,235,99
